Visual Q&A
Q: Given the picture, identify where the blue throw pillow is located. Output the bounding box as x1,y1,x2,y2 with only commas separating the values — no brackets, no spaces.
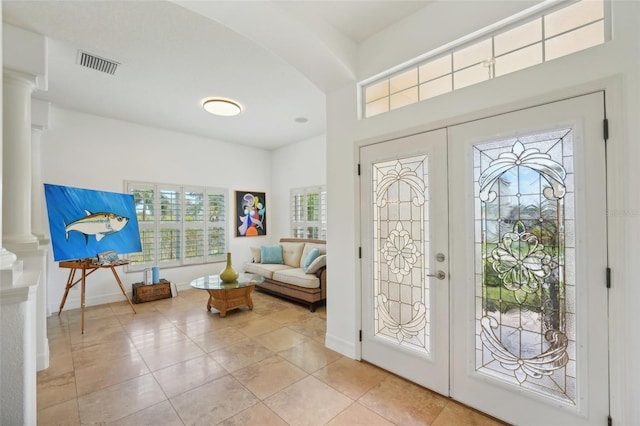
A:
261,244,284,264
303,248,321,272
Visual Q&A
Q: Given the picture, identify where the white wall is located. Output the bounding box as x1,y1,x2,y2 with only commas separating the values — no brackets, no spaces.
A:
270,134,326,238
41,106,272,312
326,1,640,423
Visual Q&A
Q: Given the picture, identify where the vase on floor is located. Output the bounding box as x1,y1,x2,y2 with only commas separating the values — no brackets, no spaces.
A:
220,252,239,283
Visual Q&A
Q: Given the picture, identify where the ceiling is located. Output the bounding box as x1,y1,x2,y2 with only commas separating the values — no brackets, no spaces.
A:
2,0,431,150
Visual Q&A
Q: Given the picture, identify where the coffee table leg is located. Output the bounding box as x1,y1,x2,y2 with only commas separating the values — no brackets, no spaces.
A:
206,291,213,311
247,286,254,310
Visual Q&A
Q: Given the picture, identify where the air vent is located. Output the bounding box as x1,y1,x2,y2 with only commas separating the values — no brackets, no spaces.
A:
77,51,119,75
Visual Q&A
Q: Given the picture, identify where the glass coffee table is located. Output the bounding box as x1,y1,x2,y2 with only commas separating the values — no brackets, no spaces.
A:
190,273,262,317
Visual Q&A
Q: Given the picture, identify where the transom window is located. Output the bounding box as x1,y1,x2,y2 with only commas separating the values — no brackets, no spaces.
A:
362,0,607,118
125,181,227,270
291,186,327,240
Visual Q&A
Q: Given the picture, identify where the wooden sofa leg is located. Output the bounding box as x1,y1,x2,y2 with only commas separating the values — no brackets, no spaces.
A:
309,303,316,312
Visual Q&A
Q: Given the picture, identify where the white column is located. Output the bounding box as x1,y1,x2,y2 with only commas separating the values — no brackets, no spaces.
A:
31,99,50,246
1,69,44,423
0,70,17,272
31,123,52,367
2,24,48,424
31,127,48,241
3,70,38,247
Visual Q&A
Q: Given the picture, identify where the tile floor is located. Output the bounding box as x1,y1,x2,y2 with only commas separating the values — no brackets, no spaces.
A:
38,288,507,425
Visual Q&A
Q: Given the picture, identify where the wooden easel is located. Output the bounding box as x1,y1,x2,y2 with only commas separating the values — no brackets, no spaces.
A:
58,259,136,333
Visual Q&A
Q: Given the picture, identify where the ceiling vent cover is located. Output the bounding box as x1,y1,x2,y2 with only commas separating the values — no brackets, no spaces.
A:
77,51,119,75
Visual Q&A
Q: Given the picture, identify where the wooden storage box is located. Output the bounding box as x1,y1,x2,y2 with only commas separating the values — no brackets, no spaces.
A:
132,279,171,303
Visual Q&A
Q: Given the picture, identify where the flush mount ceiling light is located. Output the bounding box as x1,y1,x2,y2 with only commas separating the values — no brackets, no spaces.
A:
202,98,243,117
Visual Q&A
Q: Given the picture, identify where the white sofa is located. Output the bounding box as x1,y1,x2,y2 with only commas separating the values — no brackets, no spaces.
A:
243,238,326,311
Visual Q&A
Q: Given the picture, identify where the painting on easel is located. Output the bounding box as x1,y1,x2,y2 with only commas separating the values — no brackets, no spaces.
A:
44,183,142,262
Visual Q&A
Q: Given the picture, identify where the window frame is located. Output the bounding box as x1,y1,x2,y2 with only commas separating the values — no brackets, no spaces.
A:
291,185,327,240
125,181,228,271
360,0,611,119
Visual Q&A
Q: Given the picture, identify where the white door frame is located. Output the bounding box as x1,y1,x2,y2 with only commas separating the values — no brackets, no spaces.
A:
355,89,613,424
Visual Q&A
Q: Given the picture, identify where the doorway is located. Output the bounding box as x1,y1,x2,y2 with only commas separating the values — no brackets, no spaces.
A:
360,92,609,424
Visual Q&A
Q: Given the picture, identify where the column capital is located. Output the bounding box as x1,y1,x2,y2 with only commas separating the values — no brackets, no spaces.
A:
3,68,38,90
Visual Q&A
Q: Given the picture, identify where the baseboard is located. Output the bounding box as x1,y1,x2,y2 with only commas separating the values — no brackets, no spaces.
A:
176,281,192,292
37,339,50,371
325,332,359,359
48,281,196,314
49,290,137,313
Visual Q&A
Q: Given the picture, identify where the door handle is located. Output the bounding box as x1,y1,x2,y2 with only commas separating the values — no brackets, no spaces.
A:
427,270,446,280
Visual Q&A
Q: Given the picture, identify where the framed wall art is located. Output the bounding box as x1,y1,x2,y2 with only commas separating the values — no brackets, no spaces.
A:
235,190,266,237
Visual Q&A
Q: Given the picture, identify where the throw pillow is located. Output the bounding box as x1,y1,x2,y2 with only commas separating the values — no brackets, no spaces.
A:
261,244,284,264
250,246,261,263
305,254,326,274
281,242,305,267
303,248,321,273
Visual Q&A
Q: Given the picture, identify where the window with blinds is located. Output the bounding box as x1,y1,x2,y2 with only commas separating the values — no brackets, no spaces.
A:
291,186,327,240
126,181,227,270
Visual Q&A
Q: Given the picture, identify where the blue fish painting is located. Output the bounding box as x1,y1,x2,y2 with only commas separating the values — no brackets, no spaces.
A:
44,184,142,262
65,210,129,243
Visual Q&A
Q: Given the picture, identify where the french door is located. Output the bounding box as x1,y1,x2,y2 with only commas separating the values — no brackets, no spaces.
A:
360,92,609,424
360,128,450,395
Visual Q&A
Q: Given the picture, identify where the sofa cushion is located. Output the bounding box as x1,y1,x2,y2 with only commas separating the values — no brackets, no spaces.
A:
243,262,291,279
305,254,326,274
272,268,320,289
303,248,321,273
250,246,261,263
261,244,283,264
299,243,326,268
281,242,305,267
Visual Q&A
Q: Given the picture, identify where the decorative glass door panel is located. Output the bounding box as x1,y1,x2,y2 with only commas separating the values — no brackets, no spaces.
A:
474,129,575,403
449,92,608,425
373,155,430,353
361,129,449,395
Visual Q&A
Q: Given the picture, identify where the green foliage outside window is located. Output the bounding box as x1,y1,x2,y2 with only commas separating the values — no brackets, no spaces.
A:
291,186,327,240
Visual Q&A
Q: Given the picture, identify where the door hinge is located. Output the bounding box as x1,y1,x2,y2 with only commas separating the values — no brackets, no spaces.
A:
359,330,362,341
358,163,361,176
358,247,362,259
603,118,609,141
608,415,612,426
606,267,612,289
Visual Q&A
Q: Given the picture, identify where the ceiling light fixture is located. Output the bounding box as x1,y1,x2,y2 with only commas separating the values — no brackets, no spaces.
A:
202,98,243,117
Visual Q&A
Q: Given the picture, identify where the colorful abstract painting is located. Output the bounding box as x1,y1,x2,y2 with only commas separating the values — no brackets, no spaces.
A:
44,183,142,261
235,191,266,237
